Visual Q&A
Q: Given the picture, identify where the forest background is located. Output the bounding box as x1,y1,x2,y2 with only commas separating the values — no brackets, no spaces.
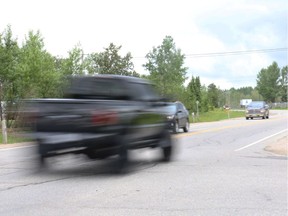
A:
0,25,287,129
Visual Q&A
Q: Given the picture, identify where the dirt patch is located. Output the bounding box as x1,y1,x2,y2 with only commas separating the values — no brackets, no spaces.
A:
264,135,287,156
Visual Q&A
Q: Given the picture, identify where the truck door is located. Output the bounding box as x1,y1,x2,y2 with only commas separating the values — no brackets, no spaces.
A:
128,82,166,142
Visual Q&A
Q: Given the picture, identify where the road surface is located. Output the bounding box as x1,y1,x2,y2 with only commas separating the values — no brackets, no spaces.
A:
0,110,287,216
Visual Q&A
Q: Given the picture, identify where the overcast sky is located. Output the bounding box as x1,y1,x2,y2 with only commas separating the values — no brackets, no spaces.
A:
1,0,287,89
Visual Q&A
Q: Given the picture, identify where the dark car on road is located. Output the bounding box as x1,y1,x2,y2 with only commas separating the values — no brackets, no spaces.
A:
245,101,269,120
166,101,190,133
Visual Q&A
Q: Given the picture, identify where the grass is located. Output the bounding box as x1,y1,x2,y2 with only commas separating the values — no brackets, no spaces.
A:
0,130,32,144
271,107,288,110
190,109,245,123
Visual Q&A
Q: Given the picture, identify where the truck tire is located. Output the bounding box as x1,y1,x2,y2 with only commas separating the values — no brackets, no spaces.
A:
38,143,48,169
163,146,172,162
115,135,129,173
160,130,173,162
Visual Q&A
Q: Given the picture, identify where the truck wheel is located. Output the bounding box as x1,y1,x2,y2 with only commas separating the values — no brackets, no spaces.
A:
38,155,47,169
163,146,172,162
115,136,129,173
183,120,189,132
160,131,173,162
38,143,48,170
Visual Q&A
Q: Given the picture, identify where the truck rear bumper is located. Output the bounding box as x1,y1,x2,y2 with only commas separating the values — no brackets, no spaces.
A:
33,132,119,156
35,132,117,144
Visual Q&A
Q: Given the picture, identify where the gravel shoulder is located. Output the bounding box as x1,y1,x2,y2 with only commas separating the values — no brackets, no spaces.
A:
264,134,287,156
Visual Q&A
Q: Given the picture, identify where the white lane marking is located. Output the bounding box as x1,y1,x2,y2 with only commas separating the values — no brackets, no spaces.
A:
234,129,288,152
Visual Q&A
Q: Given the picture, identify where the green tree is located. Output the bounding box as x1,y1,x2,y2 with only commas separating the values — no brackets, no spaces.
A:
0,25,20,100
0,25,21,127
207,83,220,108
200,86,209,112
279,66,287,102
227,88,238,108
86,43,139,77
186,77,196,112
18,30,59,98
61,44,87,76
195,77,201,103
186,76,202,113
250,88,262,101
143,36,187,98
256,62,281,102
228,87,262,108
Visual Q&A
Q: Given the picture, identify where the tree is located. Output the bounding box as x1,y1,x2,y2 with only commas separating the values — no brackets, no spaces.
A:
200,86,209,112
86,43,139,77
0,26,19,92
143,36,187,98
186,77,196,112
256,62,281,103
186,76,202,113
207,83,220,108
18,30,60,98
61,44,87,76
250,88,262,101
0,25,21,129
0,25,20,102
279,66,287,102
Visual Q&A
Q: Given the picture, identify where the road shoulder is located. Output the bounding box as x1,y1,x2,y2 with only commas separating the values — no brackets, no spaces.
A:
264,134,287,156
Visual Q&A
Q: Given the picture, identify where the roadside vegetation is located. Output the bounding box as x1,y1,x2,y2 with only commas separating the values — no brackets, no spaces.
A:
0,135,31,144
0,130,32,144
0,25,287,144
190,109,245,123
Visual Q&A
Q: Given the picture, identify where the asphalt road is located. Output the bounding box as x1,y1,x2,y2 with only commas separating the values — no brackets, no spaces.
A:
0,110,287,216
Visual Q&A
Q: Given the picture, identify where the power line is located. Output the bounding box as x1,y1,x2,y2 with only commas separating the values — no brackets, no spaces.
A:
133,47,287,59
185,48,287,58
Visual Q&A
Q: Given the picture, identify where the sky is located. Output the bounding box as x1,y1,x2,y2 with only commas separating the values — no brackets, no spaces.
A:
0,0,287,89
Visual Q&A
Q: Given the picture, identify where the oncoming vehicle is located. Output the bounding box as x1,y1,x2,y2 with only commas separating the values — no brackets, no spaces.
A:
245,101,269,120
166,101,190,133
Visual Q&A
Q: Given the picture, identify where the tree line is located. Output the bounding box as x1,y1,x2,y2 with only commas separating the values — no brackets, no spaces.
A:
0,25,287,128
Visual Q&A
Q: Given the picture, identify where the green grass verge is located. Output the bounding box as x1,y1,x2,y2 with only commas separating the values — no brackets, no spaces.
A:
190,109,245,123
271,107,288,110
0,132,32,144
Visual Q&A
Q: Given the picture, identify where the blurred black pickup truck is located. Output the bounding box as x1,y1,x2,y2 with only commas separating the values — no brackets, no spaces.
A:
24,75,174,170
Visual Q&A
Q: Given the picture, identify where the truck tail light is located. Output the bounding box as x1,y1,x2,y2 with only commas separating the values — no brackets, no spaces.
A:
91,111,118,125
